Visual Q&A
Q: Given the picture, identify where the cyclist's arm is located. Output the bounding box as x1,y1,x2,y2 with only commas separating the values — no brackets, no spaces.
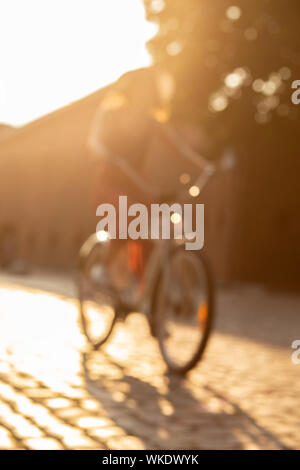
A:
157,122,210,170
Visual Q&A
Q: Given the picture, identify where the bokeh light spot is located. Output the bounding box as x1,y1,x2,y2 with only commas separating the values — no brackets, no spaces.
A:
226,6,242,21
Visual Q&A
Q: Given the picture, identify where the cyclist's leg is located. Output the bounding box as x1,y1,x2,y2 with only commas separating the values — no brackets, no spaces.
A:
92,162,155,290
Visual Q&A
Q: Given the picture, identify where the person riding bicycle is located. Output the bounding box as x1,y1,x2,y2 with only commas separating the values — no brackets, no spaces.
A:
79,70,219,369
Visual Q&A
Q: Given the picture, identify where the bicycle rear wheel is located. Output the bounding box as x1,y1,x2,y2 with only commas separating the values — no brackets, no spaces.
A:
153,247,214,374
78,236,118,349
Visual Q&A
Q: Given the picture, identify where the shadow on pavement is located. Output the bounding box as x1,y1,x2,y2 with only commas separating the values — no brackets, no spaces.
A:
82,350,289,450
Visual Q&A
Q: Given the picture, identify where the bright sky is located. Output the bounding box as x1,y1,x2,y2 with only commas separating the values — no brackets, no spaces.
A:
0,0,156,126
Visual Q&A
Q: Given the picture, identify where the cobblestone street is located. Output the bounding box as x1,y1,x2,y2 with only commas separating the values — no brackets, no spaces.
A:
0,272,299,450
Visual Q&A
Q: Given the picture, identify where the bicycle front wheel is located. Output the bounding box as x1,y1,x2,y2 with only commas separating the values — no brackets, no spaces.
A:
78,237,118,349
153,247,214,374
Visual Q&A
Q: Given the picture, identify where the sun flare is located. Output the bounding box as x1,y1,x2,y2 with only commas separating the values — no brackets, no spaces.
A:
0,0,156,126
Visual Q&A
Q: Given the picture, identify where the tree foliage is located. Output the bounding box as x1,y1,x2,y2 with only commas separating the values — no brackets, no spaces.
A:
144,0,300,150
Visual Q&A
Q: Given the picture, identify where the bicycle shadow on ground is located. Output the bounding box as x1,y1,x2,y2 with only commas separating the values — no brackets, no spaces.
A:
82,349,288,450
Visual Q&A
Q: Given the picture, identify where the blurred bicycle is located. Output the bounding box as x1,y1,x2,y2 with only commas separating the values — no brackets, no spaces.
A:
76,150,236,375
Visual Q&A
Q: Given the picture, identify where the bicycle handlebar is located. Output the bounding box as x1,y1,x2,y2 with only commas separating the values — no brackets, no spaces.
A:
95,144,236,203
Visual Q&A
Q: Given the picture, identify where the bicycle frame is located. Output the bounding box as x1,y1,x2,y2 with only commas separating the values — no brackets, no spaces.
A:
131,237,171,317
